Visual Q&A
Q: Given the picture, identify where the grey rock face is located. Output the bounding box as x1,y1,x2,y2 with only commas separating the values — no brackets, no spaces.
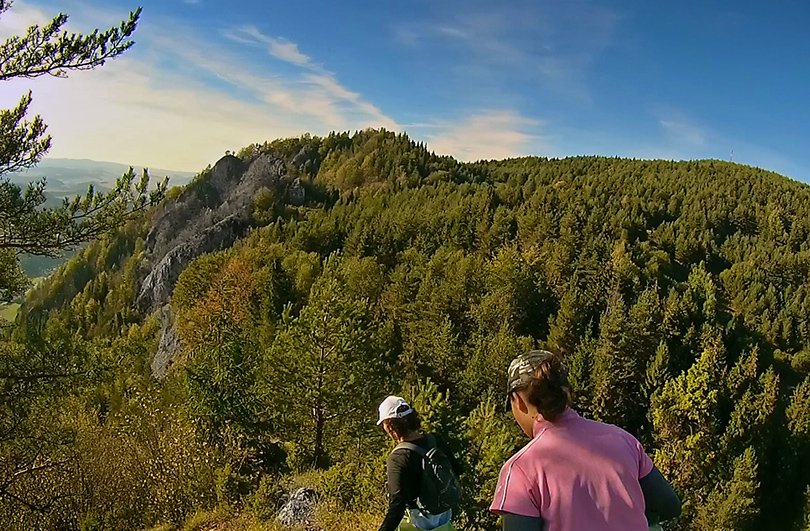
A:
151,305,180,379
277,487,319,527
136,153,287,377
138,212,249,314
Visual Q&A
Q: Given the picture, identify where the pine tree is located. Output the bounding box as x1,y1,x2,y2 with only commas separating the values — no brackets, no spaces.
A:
185,330,264,442
787,375,810,439
591,291,645,429
263,258,391,469
695,447,760,531
547,284,588,356
650,338,727,506
803,487,810,531
459,396,522,530
0,4,163,301
644,342,670,401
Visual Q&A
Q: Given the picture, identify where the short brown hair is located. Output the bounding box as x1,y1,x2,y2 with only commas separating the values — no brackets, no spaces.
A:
386,408,421,437
522,354,572,422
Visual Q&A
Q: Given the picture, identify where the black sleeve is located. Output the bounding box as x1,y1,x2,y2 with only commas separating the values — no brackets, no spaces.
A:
378,450,414,531
640,466,682,523
502,513,544,531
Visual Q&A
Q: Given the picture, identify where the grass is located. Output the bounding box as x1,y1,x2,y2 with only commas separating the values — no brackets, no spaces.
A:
177,510,379,531
0,276,47,323
0,303,20,322
148,500,382,531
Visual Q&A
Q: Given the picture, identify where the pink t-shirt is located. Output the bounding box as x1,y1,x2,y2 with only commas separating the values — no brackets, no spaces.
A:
490,408,654,531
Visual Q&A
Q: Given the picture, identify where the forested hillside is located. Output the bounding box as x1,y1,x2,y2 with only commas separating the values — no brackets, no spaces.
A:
4,129,810,530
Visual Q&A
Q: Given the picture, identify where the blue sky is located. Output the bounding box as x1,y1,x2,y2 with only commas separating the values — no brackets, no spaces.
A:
1,0,808,181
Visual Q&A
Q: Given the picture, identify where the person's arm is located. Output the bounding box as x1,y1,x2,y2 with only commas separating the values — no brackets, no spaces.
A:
502,513,544,530
630,434,681,524
378,450,412,531
640,466,681,523
490,461,542,528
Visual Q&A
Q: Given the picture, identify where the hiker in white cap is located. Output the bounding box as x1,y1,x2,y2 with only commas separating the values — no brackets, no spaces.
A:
376,396,461,531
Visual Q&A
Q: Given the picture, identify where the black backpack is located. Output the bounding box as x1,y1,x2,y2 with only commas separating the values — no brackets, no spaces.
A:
393,435,461,515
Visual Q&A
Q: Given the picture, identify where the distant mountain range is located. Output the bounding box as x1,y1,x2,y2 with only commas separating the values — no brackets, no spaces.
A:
7,158,196,197
8,159,196,277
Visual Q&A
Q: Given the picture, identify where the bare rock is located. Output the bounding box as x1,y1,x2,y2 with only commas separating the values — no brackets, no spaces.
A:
151,305,180,379
132,153,289,376
136,153,286,313
277,487,319,527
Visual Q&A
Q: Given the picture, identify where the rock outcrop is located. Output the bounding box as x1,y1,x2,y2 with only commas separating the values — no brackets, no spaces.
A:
151,305,180,379
136,153,287,377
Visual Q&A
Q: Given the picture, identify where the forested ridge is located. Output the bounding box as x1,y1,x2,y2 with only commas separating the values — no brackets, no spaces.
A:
4,129,810,530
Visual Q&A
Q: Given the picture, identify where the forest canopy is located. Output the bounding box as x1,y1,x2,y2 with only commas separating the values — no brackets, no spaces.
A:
4,128,810,530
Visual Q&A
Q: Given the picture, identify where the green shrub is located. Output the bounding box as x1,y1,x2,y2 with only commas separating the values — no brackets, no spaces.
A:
246,474,286,520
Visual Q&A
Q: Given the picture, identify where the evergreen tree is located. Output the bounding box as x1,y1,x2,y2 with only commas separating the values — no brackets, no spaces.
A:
263,258,391,469
694,447,760,531
459,396,522,531
787,375,810,439
0,3,161,302
803,487,810,531
650,337,727,510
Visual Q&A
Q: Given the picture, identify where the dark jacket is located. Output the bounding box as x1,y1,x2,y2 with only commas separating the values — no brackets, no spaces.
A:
378,433,461,531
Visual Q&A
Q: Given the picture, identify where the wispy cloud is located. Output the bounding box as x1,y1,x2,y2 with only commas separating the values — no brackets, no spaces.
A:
219,25,395,128
0,1,50,35
659,117,707,147
0,3,397,171
396,2,620,103
224,25,312,67
418,110,549,161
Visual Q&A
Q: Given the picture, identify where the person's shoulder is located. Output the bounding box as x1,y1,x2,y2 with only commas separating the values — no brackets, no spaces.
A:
579,415,636,438
424,432,447,448
599,421,643,445
420,432,456,454
505,429,551,469
579,417,646,454
388,443,415,465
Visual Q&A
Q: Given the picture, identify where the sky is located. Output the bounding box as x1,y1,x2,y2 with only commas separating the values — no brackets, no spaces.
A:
0,0,808,182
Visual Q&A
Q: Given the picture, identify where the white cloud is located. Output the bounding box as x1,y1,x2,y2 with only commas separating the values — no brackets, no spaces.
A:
397,3,620,103
0,1,52,34
419,110,549,161
219,25,397,129
224,26,312,67
0,3,398,172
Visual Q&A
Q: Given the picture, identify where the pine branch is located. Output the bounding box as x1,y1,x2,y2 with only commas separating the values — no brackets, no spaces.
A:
0,8,142,81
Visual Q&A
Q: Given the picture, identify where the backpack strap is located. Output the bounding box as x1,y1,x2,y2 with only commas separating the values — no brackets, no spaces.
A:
392,434,439,457
393,441,427,457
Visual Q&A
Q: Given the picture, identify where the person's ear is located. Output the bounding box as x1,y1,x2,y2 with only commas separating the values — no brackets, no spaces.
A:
514,390,531,415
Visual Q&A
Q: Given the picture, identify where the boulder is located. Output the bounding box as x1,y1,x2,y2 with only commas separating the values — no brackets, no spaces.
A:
277,487,319,527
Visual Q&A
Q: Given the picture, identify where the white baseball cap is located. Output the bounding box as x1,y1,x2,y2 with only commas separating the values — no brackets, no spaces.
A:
377,396,413,425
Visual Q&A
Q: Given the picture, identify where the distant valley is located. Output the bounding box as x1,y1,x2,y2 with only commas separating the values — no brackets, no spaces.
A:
8,158,196,277
7,158,195,197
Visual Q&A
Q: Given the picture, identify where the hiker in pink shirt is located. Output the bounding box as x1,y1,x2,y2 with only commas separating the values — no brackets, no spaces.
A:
490,350,681,531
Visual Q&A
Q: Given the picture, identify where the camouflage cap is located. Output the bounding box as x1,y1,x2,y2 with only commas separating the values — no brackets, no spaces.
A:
504,349,555,412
